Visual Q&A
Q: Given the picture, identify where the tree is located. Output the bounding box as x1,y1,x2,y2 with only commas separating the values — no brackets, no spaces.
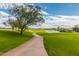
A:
3,22,7,26
57,26,60,31
73,25,79,32
10,4,44,35
7,18,17,30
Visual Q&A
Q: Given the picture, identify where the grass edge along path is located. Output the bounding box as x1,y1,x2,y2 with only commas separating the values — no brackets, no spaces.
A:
38,32,79,56
0,30,32,55
2,34,48,56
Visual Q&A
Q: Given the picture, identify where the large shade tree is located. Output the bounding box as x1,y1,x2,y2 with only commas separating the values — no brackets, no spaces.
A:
9,4,44,35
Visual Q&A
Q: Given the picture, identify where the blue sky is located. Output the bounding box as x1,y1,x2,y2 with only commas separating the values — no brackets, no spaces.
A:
36,3,79,16
0,3,79,16
1,3,79,28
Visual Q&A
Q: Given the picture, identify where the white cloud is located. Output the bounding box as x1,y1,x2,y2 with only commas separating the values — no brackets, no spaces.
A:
44,15,79,28
0,10,79,28
29,15,79,28
0,3,31,9
40,10,49,15
0,11,10,16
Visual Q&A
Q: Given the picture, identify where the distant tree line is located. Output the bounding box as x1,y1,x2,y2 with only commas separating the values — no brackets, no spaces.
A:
55,25,79,32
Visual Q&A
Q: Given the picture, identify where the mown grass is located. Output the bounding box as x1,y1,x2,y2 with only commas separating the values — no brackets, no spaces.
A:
0,29,32,54
27,29,47,33
38,32,79,56
1,28,79,56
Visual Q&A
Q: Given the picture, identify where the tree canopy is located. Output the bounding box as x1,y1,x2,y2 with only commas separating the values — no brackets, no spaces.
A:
9,4,44,35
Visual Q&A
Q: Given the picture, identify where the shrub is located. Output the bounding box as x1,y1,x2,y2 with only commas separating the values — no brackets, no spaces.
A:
59,28,73,32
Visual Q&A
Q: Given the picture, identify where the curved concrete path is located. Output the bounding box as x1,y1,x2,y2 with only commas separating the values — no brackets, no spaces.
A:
2,34,48,56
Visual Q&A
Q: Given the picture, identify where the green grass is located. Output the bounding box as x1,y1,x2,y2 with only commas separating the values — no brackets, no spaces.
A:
0,29,32,54
27,29,47,33
38,32,79,56
1,28,79,56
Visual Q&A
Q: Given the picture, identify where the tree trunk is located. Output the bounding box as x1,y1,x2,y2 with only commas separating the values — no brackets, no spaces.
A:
20,29,23,35
12,26,14,30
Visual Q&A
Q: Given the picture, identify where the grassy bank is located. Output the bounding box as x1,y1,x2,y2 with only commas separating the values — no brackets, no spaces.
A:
0,29,32,54
38,32,79,56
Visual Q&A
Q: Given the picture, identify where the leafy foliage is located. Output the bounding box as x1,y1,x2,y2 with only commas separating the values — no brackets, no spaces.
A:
9,4,45,35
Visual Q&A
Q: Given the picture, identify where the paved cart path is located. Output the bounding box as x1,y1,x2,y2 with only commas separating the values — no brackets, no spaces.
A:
2,34,48,56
